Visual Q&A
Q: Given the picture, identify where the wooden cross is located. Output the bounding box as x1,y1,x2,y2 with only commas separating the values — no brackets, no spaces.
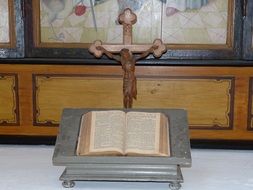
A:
89,8,167,108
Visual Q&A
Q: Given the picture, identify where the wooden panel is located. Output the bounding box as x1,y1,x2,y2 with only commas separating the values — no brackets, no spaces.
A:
0,64,252,140
0,74,19,125
33,75,234,130
136,77,234,130
247,78,253,131
33,75,123,126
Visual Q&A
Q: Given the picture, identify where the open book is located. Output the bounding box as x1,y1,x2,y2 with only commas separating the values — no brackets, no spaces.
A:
76,110,170,157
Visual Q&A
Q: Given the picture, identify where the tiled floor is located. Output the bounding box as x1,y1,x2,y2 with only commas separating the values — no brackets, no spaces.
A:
0,145,252,190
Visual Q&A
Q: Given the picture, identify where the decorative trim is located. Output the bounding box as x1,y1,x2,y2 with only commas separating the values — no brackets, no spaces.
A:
0,73,20,126
32,74,234,130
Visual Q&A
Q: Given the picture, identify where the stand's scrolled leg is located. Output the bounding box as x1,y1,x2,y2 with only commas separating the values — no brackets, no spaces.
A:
169,182,181,190
62,180,75,188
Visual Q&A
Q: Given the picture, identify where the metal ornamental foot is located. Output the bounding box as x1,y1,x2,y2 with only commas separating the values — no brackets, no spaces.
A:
169,182,182,190
62,180,75,188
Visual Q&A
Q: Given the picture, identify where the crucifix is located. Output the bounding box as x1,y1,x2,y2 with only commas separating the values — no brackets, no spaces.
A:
89,8,167,108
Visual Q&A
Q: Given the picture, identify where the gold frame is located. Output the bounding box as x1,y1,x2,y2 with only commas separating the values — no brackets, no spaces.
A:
33,0,234,50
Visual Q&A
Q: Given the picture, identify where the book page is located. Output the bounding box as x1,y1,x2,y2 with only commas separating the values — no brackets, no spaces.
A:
89,111,125,154
125,112,161,155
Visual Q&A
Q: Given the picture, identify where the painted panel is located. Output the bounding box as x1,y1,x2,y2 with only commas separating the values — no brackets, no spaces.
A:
38,0,230,45
33,75,234,129
0,0,10,43
0,74,19,125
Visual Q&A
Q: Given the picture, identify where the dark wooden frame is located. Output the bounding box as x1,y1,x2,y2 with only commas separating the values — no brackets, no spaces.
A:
0,0,24,58
25,0,243,60
243,0,253,60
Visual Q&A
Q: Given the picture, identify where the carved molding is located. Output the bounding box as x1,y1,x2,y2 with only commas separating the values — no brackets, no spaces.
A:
33,74,234,130
0,73,19,126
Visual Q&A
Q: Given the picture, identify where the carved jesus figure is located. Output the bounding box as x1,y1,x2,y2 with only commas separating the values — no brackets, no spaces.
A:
120,49,137,108
97,45,159,108
89,9,166,108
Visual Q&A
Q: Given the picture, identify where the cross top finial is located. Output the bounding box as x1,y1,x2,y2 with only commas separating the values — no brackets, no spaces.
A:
118,8,137,45
119,8,137,25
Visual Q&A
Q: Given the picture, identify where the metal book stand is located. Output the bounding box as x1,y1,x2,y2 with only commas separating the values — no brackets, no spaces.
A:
53,108,191,190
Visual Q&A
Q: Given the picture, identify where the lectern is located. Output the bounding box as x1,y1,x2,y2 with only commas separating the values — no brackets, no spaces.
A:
53,108,191,190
